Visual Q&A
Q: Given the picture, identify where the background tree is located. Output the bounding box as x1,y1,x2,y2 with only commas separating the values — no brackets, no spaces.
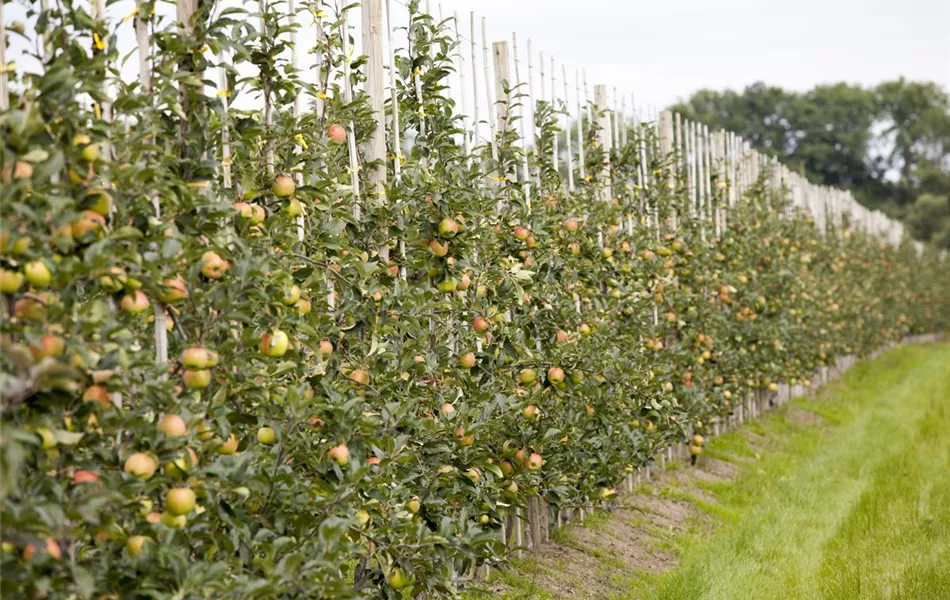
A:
672,78,950,247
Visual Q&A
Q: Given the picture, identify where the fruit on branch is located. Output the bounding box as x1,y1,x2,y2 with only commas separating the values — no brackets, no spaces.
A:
72,134,100,162
526,453,543,471
578,323,592,336
257,427,276,445
165,487,196,515
514,227,530,241
157,414,187,437
259,330,290,357
388,568,409,590
318,340,333,358
71,211,106,241
120,290,150,314
24,260,51,287
83,188,113,215
459,352,476,369
126,535,149,557
328,443,350,466
160,275,188,304
438,217,459,238
181,347,211,370
295,298,311,315
217,434,239,455
160,511,186,528
472,316,490,335
273,175,296,197
124,453,157,479
348,368,370,385
0,268,24,294
428,240,449,257
547,366,565,384
182,369,211,389
563,218,579,232
327,124,347,144
29,334,66,359
200,251,230,279
282,285,301,305
522,404,538,420
518,368,537,384
72,470,99,484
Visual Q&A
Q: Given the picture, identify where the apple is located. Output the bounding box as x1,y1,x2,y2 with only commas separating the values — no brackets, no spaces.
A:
692,434,704,446
232,202,253,218
555,329,569,343
522,404,538,419
282,284,301,305
472,316,490,335
440,403,456,416
457,273,471,291
217,434,239,455
406,498,421,514
578,323,592,336
30,334,66,359
257,427,276,445
23,538,62,561
248,204,266,225
388,568,409,590
159,275,188,304
273,175,296,197
259,330,290,357
463,467,481,482
547,367,565,384
71,210,106,240
499,460,514,476
459,352,476,369
181,347,211,370
518,368,537,384
328,443,350,466
327,124,347,144
438,217,459,238
24,260,52,287
72,470,99,484
166,487,196,515
526,452,543,471
120,290,150,314
160,511,186,528
83,188,113,215
315,339,334,359
513,226,530,241
157,414,187,437
200,251,230,279
126,535,149,556
455,427,474,447
525,235,537,249
348,368,370,385
436,278,457,293
124,452,157,479
428,240,449,257
182,369,211,389
563,218,580,232
82,385,110,406
0,268,24,294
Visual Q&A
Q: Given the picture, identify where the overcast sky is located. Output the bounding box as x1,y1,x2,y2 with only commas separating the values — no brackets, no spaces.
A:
458,0,950,109
5,0,949,117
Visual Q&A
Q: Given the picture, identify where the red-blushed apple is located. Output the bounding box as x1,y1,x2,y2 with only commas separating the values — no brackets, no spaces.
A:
522,404,538,419
457,273,471,291
555,329,569,343
273,174,296,197
71,210,106,240
328,443,350,466
216,434,239,455
181,347,211,370
459,352,476,369
126,535,149,556
72,470,99,484
200,251,230,279
327,124,347,143
29,333,66,359
24,260,51,287
82,385,110,406
547,366,565,384
455,427,474,447
514,226,530,241
160,275,188,304
499,460,514,476
182,369,211,389
347,368,370,385
440,403,456,416
318,339,333,358
526,452,543,471
464,467,481,482
157,414,187,437
166,487,196,515
295,297,311,315
472,316,490,334
563,218,579,232
525,235,537,249
259,329,290,357
120,290,150,314
124,452,157,479
428,239,449,257
578,323,592,336
438,217,459,238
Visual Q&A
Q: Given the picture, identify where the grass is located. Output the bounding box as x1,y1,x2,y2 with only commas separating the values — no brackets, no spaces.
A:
464,342,950,600
647,342,950,600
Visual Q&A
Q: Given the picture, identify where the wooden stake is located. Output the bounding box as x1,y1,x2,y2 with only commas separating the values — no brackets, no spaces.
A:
594,85,612,203
389,2,404,178
562,65,574,191
492,41,510,132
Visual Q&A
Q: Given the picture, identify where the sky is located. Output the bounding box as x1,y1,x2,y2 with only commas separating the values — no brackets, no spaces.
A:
4,0,949,120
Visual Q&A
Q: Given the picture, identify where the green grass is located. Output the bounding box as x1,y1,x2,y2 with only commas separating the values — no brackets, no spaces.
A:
464,342,950,600
647,342,950,600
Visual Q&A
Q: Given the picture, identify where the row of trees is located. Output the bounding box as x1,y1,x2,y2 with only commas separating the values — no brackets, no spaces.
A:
2,1,948,598
672,80,950,247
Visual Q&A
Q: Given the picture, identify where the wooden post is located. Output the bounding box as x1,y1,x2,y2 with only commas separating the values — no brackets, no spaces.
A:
528,496,542,550
551,54,558,173
1,1,9,111
389,3,405,178
481,17,497,158
492,41,511,132
562,65,575,191
594,84,612,202
576,71,586,180
469,12,480,146
512,34,531,204
659,111,674,227
341,8,362,218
